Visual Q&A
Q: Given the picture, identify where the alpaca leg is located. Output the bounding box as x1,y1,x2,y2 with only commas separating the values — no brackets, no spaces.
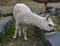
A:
13,23,19,38
23,26,27,40
18,25,22,36
24,31,27,40
19,29,21,36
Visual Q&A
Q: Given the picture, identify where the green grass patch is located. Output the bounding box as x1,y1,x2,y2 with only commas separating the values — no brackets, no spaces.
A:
0,20,45,46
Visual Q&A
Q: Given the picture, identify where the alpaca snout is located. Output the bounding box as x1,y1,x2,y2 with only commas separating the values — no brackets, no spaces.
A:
50,28,55,32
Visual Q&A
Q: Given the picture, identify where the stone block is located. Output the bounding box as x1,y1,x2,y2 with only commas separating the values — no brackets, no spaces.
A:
45,32,60,46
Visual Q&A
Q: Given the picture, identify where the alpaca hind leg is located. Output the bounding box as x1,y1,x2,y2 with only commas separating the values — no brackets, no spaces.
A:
18,24,22,36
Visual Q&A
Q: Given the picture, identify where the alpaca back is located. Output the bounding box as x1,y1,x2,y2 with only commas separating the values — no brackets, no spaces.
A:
13,3,32,19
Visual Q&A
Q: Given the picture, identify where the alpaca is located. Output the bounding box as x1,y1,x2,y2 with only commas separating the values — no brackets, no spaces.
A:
13,3,54,40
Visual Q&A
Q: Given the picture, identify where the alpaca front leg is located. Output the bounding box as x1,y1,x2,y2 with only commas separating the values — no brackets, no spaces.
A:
24,31,27,40
19,30,21,36
13,24,19,38
13,30,18,38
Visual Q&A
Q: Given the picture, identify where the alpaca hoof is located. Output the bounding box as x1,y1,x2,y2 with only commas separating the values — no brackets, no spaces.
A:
19,34,21,36
13,36,16,38
19,35,21,36
25,38,27,40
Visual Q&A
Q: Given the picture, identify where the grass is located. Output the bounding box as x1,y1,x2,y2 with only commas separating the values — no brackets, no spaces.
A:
52,16,60,31
1,15,60,46
0,20,45,46
0,0,60,46
0,6,13,15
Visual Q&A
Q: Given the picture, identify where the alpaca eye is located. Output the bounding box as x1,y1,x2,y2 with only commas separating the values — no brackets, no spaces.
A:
49,24,52,26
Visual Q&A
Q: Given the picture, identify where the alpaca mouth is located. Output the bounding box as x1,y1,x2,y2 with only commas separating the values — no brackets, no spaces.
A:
45,30,54,33
40,29,55,32
44,29,55,34
45,32,56,35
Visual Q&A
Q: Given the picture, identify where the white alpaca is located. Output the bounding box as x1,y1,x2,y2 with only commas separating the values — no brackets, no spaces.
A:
13,3,54,40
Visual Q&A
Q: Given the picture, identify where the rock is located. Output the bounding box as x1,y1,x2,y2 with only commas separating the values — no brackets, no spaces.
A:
46,6,53,10
45,32,60,46
0,20,9,26
0,9,2,16
34,11,42,15
55,8,60,16
46,6,54,13
0,16,13,35
0,26,5,35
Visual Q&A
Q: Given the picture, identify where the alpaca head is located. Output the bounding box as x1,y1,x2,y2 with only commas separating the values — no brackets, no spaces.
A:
40,14,54,32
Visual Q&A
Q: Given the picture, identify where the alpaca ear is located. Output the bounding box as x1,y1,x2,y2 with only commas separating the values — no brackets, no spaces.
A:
46,14,50,20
